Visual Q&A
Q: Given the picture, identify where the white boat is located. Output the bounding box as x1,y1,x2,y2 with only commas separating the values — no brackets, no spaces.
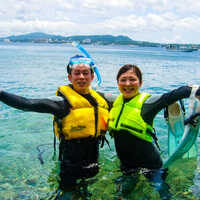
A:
166,45,198,52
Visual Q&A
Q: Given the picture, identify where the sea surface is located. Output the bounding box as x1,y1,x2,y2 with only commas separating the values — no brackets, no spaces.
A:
0,42,200,200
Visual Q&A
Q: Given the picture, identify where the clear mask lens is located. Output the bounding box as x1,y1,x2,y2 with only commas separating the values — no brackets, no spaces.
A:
71,63,91,69
69,57,94,67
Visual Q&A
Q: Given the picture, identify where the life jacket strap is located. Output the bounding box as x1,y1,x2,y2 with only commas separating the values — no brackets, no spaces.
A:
100,135,111,150
147,128,161,151
53,117,65,161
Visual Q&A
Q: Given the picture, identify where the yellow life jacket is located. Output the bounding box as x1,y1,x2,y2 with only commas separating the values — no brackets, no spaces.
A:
53,85,109,140
108,93,153,142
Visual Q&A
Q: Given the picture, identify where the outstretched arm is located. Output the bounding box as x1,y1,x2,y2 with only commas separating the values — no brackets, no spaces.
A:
0,90,67,118
142,86,200,125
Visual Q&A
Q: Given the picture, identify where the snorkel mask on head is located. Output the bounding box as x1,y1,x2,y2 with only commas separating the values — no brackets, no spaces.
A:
68,55,94,70
68,42,102,87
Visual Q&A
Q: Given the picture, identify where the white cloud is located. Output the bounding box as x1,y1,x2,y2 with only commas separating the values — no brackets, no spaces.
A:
0,20,76,36
0,0,200,43
83,0,133,8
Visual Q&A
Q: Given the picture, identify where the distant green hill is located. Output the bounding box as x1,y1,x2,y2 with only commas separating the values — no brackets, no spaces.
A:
1,32,198,48
2,32,66,41
65,34,133,44
0,32,162,47
0,32,134,44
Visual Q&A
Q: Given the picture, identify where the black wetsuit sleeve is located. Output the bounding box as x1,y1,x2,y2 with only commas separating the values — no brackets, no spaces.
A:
142,86,194,125
0,91,68,118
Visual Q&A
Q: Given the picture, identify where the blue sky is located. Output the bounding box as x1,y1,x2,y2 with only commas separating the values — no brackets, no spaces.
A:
1,0,200,44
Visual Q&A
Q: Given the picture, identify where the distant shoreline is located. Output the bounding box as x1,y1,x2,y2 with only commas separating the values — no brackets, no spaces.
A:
0,32,199,49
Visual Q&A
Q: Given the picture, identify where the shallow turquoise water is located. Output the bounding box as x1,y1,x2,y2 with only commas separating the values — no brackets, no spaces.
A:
0,42,200,199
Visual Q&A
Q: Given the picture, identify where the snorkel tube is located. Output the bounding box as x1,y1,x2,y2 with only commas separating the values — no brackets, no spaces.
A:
72,41,102,87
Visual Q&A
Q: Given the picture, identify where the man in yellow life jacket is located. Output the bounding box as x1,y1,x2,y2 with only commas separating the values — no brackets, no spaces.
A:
0,54,111,199
53,55,110,195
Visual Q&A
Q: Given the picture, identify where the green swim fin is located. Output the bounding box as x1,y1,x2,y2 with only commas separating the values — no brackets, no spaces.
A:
163,85,200,168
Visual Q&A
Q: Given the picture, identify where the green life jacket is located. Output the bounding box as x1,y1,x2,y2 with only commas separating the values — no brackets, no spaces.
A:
108,92,153,142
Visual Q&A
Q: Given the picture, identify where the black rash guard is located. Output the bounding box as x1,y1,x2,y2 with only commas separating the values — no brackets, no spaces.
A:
0,89,111,118
0,90,68,118
141,86,194,125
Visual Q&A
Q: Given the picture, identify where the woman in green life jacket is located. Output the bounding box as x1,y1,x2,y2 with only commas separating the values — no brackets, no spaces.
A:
108,64,200,200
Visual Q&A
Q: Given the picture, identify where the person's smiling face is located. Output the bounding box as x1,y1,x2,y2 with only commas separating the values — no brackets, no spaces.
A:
68,64,94,94
118,69,142,99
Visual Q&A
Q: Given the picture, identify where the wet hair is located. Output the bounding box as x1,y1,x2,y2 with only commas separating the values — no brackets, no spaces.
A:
116,64,142,84
66,55,94,75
